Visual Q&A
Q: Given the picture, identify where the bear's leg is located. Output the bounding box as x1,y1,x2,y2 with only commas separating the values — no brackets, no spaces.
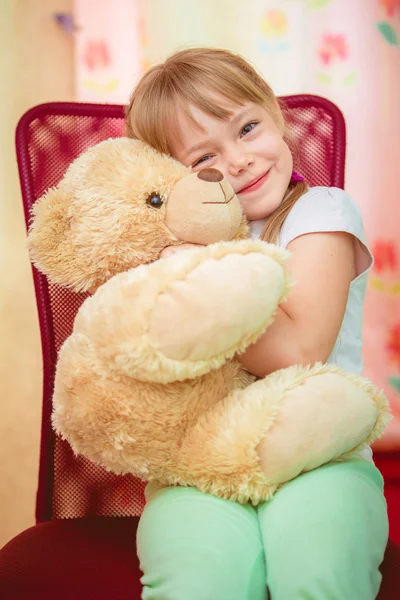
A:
176,364,386,505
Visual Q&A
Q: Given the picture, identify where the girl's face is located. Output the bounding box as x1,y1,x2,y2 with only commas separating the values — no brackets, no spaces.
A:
171,98,293,220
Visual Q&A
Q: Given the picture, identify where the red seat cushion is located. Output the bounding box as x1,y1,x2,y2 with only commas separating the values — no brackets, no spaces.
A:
1,517,400,599
377,539,400,600
0,517,142,600
374,453,400,546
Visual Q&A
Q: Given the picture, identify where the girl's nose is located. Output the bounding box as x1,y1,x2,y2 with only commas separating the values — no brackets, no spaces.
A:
228,151,254,175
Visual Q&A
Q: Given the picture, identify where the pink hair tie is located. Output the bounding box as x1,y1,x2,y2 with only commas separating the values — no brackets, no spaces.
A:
290,170,305,183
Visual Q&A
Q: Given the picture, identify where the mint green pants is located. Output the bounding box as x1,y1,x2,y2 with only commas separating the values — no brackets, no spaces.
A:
138,459,388,599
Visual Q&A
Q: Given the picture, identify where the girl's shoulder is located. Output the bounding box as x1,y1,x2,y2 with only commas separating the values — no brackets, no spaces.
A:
287,185,362,226
279,186,366,247
278,186,373,278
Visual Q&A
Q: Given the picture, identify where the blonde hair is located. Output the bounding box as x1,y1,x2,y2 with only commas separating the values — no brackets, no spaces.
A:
125,47,307,243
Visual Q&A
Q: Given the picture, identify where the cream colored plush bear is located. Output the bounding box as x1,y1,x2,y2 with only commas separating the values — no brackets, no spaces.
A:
28,137,390,505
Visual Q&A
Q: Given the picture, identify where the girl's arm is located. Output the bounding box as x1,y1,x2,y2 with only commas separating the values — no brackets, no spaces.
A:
237,231,356,378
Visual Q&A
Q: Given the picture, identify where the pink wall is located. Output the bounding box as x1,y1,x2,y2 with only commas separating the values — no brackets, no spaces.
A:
73,0,142,104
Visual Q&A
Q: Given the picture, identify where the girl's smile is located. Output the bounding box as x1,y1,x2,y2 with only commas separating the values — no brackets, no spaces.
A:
237,169,272,195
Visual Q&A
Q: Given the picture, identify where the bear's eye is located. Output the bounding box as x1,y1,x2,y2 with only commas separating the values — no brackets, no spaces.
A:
146,193,164,209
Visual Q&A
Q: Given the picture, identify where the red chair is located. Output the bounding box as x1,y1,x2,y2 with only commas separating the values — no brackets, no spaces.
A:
0,97,399,600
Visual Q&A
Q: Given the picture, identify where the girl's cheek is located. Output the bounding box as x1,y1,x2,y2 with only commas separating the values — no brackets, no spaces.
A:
258,136,281,158
277,142,293,175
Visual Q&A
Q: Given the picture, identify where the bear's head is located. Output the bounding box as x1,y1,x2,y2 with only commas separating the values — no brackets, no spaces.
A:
28,137,247,292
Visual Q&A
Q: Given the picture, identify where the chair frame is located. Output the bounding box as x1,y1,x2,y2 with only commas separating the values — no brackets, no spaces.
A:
17,95,345,523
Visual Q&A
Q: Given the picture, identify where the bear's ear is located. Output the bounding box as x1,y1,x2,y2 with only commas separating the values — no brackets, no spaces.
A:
27,186,75,287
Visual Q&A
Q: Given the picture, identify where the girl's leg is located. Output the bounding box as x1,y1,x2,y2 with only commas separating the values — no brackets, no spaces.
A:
138,484,267,600
257,459,388,600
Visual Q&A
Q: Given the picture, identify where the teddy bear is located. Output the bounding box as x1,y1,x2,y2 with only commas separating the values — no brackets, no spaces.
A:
27,136,391,505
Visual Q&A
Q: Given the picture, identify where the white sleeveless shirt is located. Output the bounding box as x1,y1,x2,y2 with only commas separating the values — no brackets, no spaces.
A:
250,186,374,461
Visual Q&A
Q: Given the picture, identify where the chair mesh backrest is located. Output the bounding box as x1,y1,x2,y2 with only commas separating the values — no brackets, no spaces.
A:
16,96,346,523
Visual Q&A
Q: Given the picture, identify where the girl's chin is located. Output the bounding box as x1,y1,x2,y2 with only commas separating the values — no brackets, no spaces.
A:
242,198,280,221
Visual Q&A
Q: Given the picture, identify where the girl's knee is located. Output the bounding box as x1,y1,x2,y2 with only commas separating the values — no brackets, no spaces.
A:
138,486,266,600
141,543,266,600
259,461,387,600
266,558,382,600
259,460,387,529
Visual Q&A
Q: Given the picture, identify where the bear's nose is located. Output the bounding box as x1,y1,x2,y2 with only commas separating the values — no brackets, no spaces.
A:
197,168,224,183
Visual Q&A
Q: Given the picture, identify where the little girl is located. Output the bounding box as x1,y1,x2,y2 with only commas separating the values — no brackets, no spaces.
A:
125,48,388,600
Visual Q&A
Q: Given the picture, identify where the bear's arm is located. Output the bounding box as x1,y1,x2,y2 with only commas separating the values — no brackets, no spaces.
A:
73,240,292,384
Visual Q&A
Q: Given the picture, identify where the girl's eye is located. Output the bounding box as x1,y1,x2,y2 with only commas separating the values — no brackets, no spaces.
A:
241,122,258,137
193,155,213,168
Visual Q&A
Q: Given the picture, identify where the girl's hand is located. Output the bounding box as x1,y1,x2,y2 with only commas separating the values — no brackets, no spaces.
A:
160,243,204,258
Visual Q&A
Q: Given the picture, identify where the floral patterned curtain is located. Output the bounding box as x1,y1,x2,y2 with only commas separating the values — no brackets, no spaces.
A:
73,0,400,449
